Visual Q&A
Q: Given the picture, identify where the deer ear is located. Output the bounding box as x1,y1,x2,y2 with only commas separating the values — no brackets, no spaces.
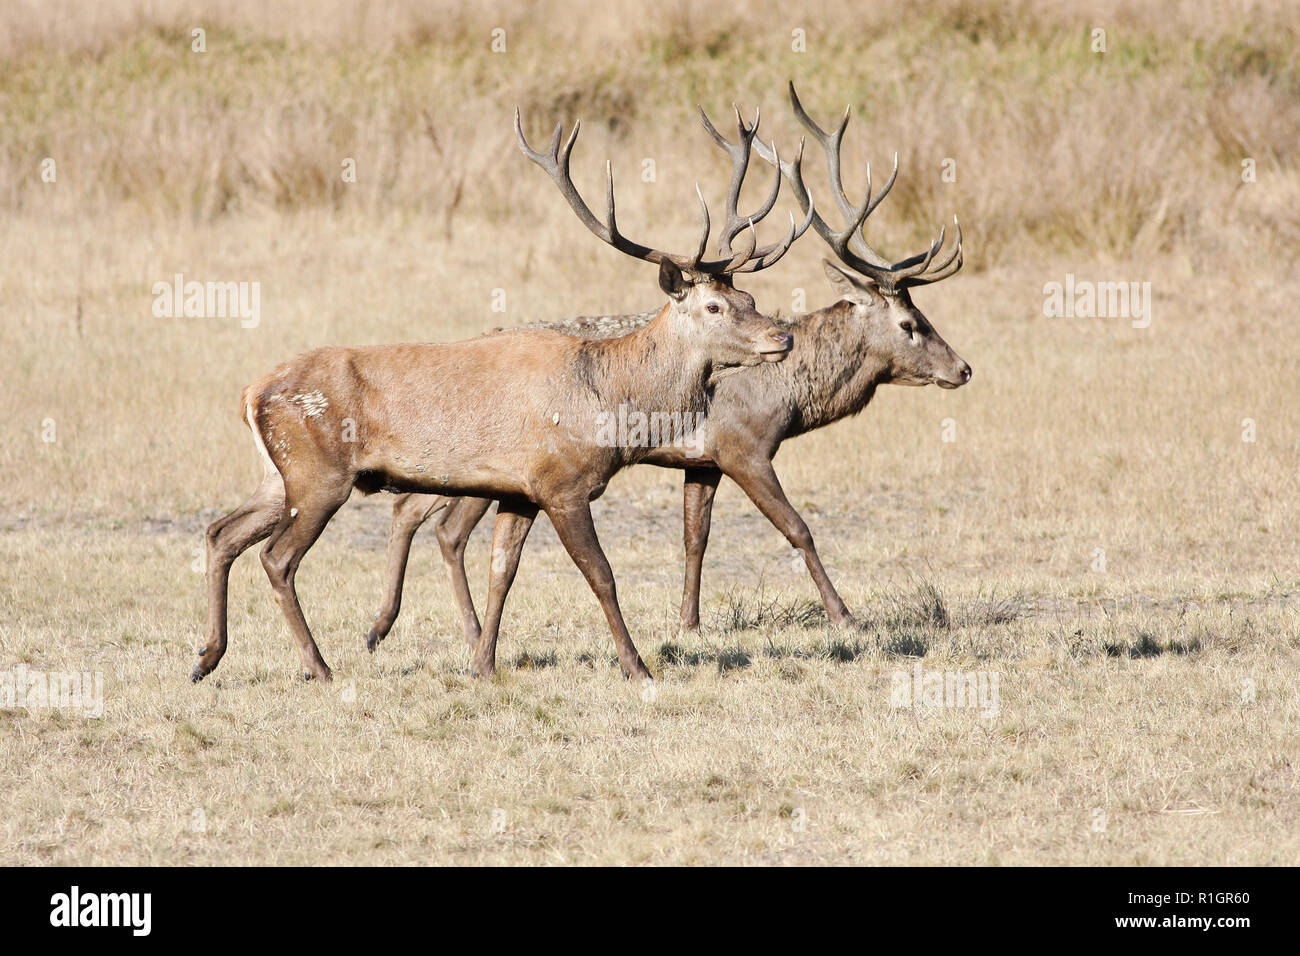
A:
822,259,880,302
658,260,690,301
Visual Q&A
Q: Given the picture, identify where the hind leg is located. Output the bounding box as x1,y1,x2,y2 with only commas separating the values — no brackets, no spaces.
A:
434,497,493,649
367,494,447,653
259,480,353,681
194,476,285,682
470,500,537,678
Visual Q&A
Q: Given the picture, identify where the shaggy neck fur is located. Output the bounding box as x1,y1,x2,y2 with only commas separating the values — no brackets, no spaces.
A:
766,300,893,433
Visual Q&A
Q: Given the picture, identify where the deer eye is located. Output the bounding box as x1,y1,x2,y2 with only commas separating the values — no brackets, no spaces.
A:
900,321,916,336
706,303,722,314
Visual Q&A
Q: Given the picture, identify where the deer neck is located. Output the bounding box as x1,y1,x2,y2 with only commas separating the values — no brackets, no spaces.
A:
585,303,713,416
783,300,892,431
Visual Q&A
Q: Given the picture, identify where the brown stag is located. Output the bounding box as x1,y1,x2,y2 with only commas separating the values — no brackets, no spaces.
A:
364,83,971,654
196,104,812,685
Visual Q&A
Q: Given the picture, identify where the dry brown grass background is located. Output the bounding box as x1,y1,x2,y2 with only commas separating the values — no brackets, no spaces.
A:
0,0,1297,864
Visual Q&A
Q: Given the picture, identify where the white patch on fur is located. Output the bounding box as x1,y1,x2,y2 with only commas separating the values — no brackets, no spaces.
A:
246,403,286,498
291,390,329,417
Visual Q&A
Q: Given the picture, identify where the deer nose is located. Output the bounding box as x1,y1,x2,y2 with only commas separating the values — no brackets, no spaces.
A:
960,364,972,383
768,331,793,352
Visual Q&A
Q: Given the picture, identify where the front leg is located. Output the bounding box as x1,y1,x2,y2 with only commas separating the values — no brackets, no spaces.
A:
544,497,653,683
721,457,855,628
680,466,723,631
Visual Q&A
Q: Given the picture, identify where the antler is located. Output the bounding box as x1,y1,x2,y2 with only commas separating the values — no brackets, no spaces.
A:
753,81,963,291
515,106,812,278
696,104,816,273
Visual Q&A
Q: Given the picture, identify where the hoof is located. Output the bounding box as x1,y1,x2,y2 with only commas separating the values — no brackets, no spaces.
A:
190,664,208,684
621,663,655,682
366,631,381,653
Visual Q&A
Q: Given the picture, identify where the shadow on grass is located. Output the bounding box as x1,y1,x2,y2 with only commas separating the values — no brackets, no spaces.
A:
655,632,924,670
658,642,752,669
1103,631,1203,658
511,649,560,669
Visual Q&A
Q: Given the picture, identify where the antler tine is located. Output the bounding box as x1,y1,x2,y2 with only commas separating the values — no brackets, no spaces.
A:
782,86,966,291
686,184,712,271
517,108,640,256
728,200,816,273
845,152,901,270
785,84,898,281
697,104,783,262
759,132,888,281
722,218,758,272
697,105,747,240
893,224,944,279
788,81,858,227
726,137,818,273
901,216,964,286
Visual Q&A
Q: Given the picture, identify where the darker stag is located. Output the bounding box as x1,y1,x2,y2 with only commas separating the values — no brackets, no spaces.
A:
196,105,810,685
365,83,970,654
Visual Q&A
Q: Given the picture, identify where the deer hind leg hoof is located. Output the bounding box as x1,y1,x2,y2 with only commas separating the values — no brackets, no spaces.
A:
191,646,224,683
366,630,383,653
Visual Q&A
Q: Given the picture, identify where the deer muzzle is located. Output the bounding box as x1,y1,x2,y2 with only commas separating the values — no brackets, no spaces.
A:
760,330,794,362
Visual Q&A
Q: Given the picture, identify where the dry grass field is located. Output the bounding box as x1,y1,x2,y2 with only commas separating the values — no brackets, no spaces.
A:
1,0,1297,865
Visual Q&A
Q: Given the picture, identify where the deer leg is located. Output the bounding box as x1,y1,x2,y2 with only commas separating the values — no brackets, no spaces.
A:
722,458,855,628
194,476,285,682
434,496,493,649
680,466,723,632
259,482,352,682
545,498,653,683
470,500,538,678
367,494,447,652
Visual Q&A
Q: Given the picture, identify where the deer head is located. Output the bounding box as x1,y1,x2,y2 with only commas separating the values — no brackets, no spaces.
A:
755,82,972,389
515,105,814,371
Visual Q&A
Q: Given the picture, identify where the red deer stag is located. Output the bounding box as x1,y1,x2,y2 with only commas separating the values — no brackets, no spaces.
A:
196,105,812,685
364,83,969,654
